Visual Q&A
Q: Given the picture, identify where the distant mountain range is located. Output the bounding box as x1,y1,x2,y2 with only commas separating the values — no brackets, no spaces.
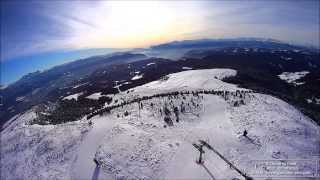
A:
150,38,319,51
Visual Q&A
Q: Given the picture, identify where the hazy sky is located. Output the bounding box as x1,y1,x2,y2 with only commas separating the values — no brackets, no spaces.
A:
1,0,319,84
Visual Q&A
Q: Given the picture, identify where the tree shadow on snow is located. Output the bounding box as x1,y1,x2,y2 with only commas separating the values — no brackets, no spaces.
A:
92,165,100,180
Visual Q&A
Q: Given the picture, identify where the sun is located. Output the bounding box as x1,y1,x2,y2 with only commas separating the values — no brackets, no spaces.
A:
101,1,180,47
70,1,205,49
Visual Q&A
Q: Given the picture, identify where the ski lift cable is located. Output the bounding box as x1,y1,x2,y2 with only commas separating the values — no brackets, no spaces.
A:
194,140,253,180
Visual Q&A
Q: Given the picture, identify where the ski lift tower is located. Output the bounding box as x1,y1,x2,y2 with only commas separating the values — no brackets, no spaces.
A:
192,142,205,164
193,140,253,180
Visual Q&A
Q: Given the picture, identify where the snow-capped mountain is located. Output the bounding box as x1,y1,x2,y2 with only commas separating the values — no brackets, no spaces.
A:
150,38,300,50
2,69,319,179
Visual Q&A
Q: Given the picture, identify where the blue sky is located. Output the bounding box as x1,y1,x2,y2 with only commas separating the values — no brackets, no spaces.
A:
1,0,319,85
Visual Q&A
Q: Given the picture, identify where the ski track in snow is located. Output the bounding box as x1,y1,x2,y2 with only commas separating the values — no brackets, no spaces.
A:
1,69,319,180
71,117,117,180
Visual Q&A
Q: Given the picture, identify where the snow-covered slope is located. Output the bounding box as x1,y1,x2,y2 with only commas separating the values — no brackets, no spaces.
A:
63,92,84,100
278,71,309,86
102,69,244,107
133,68,240,93
1,69,319,180
0,110,90,180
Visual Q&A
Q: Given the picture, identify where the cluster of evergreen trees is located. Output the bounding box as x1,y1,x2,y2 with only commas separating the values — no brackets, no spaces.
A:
32,96,112,125
31,89,253,125
87,89,254,120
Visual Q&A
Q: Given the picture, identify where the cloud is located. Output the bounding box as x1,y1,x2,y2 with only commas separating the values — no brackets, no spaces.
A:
1,0,319,61
200,1,319,47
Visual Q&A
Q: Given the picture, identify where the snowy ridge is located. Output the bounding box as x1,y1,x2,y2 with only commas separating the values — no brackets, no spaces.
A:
1,69,319,180
102,69,243,108
133,69,240,93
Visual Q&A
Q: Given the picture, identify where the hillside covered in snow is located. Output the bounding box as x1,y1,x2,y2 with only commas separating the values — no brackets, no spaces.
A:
1,69,319,180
